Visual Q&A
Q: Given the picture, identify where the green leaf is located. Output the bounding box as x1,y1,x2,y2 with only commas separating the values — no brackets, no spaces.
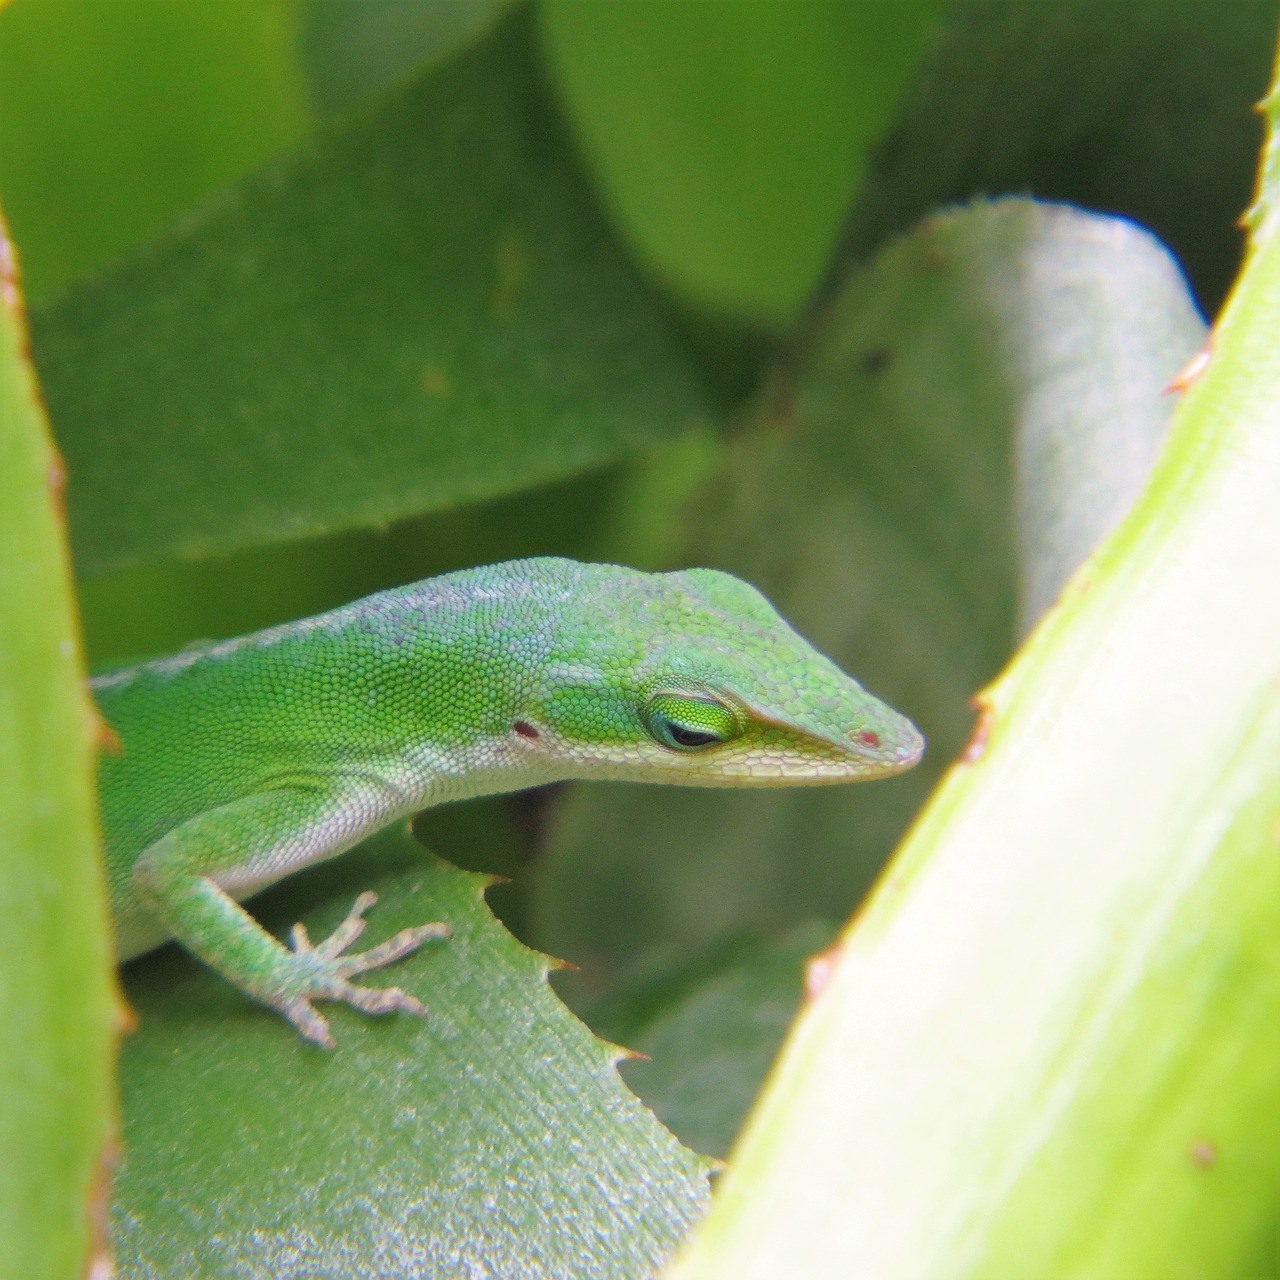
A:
34,5,706,578
113,827,711,1276
0,221,116,1280
301,0,512,114
839,0,1278,311
539,0,941,326
669,54,1280,1280
0,0,309,304
533,199,1204,1001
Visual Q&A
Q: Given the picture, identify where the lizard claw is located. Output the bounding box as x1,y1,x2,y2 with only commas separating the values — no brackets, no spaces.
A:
278,891,450,1046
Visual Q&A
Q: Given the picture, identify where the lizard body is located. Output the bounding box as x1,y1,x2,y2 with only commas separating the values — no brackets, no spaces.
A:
95,557,922,1045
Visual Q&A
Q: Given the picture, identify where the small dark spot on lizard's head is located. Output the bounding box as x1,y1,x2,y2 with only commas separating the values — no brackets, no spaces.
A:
513,720,539,739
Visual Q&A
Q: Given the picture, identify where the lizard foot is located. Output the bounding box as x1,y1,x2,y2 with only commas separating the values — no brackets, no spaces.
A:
280,891,451,1048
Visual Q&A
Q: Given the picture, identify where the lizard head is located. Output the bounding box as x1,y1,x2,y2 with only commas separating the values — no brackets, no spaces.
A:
528,564,923,787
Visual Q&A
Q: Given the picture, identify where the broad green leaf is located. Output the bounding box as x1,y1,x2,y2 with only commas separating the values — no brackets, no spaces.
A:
539,0,941,326
668,54,1280,1280
533,200,1204,1005
113,828,711,1277
34,5,706,578
0,221,116,1280
0,0,309,304
838,0,1277,311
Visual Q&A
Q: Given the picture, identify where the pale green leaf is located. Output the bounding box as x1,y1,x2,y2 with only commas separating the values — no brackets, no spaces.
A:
0,219,116,1280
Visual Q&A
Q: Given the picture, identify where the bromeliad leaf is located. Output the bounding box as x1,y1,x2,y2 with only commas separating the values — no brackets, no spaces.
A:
113,828,712,1278
34,6,706,578
0,218,116,1280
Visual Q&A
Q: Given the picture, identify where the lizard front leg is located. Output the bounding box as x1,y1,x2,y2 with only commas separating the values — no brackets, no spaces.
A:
131,786,450,1047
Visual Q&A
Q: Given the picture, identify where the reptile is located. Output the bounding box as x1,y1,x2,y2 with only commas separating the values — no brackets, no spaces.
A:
94,557,923,1047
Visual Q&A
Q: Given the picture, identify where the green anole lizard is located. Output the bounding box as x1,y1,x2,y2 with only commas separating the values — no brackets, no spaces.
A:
95,557,923,1047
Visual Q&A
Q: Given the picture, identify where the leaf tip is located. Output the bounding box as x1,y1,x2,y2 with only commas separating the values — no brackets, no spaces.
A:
95,710,123,755
115,991,139,1036
0,220,23,320
961,693,997,764
803,940,844,1002
1164,345,1212,395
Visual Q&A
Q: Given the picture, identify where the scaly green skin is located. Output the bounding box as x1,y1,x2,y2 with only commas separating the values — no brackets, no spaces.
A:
95,557,922,1047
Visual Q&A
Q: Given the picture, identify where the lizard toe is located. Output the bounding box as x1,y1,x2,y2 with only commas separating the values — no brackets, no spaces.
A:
336,921,452,976
337,981,428,1019
281,996,336,1049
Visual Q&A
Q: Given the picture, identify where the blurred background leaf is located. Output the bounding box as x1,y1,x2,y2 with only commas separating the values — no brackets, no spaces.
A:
589,922,838,1160
301,0,511,113
836,0,1276,316
34,7,707,581
0,0,309,305
538,0,944,328
0,0,1259,676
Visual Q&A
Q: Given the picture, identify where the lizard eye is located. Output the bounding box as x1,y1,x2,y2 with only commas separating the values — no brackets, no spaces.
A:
643,693,740,752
